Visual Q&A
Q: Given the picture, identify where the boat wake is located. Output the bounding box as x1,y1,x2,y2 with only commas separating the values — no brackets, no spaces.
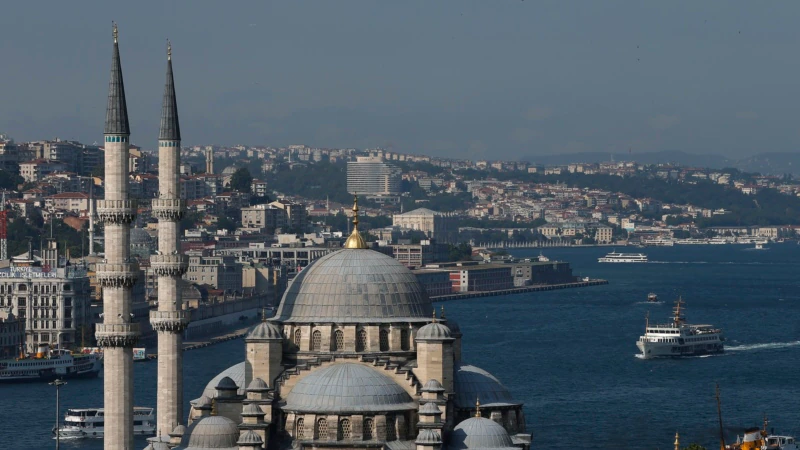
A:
726,341,800,352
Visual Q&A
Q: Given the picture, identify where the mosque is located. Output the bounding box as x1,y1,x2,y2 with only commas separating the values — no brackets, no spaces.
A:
94,22,532,450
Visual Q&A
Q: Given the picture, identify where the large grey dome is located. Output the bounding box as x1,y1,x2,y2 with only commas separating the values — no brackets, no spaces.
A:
274,249,433,323
198,362,245,400
450,417,517,450
178,416,239,450
283,363,417,413
453,364,520,409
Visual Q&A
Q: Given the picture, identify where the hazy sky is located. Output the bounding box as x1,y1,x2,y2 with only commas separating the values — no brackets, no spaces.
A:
3,1,800,160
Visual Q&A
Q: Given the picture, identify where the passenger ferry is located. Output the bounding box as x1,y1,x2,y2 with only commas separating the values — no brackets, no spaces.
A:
55,407,155,438
598,251,648,263
636,298,724,359
0,345,102,383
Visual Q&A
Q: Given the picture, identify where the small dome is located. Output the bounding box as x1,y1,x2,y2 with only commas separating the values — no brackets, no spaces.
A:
194,395,212,409
152,441,170,450
144,444,154,450
422,379,445,392
170,424,187,437
246,378,269,391
242,403,264,416
221,166,238,175
283,363,416,413
237,430,263,445
416,429,442,445
215,376,238,391
419,402,442,415
416,322,452,340
199,362,245,400
130,227,154,246
181,416,239,450
450,417,517,450
246,321,282,340
453,364,520,409
274,249,433,323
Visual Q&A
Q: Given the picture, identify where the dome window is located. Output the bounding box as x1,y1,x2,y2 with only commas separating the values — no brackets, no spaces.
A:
311,330,322,351
356,329,367,352
339,418,351,440
316,418,328,440
379,329,389,351
333,329,344,352
296,418,305,439
400,329,410,351
363,418,374,440
294,329,302,348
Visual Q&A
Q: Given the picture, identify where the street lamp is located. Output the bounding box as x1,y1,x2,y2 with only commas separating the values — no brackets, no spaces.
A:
49,378,67,450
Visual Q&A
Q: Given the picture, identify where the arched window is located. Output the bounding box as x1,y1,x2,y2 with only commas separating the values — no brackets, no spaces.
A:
363,418,374,440
356,329,367,352
296,418,305,439
339,418,351,440
311,330,322,351
379,329,389,351
333,329,344,352
400,329,409,351
294,329,302,348
317,418,328,440
385,414,396,441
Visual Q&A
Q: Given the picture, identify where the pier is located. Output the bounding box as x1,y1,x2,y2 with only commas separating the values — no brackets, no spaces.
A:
430,279,608,302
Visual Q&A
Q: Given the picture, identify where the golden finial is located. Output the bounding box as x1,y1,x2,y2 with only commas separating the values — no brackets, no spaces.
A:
343,194,367,249
474,397,481,418
167,39,172,60
432,309,437,323
261,307,267,322
440,305,446,319
674,431,680,450
112,21,118,43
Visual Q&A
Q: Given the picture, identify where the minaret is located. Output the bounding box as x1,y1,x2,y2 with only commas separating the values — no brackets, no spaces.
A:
150,40,190,438
205,147,214,174
88,181,95,256
94,22,140,450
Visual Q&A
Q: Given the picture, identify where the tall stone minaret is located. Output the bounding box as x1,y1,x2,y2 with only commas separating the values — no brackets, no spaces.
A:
94,22,140,450
150,40,190,438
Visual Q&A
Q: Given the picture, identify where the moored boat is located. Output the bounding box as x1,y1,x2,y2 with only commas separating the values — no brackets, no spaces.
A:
636,298,724,359
0,345,102,383
54,407,155,439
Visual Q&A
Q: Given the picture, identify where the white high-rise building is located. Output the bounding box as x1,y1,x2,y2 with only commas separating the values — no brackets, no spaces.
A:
346,156,401,196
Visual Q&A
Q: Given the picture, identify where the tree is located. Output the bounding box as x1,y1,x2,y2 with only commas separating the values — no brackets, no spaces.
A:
683,444,707,450
216,216,237,233
229,168,253,193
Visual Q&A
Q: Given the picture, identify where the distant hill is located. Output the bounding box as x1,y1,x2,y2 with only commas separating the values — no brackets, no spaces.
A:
523,150,800,175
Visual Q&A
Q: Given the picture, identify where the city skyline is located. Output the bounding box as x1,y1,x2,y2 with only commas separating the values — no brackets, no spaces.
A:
4,1,800,160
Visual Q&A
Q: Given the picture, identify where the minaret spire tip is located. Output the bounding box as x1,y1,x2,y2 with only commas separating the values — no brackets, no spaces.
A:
113,21,118,43
167,39,172,60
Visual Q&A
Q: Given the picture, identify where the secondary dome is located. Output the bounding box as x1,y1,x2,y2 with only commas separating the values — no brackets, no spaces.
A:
450,417,517,450
178,416,239,450
246,321,282,340
198,362,245,400
274,249,433,323
417,322,453,340
283,363,417,413
453,364,520,409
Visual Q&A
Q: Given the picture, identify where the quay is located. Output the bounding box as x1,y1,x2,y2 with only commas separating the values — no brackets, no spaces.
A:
430,278,608,302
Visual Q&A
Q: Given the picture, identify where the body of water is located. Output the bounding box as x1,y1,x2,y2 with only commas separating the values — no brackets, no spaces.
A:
4,243,799,449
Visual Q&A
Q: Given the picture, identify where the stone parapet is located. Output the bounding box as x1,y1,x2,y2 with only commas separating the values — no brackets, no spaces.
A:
150,310,191,333
150,254,189,277
96,262,140,287
96,199,138,224
96,323,140,347
152,198,186,221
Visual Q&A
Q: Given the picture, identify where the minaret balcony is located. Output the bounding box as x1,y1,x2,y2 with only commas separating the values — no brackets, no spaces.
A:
96,262,140,288
150,310,191,333
96,199,138,224
152,198,186,221
95,323,140,348
150,254,189,277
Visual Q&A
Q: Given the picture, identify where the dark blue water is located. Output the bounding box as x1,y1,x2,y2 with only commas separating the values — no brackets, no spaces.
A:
5,244,800,450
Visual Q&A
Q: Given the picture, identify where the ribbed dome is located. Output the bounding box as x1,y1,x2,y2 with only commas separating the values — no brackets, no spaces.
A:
283,363,417,413
193,395,212,409
416,322,453,340
274,249,433,323
170,424,187,437
199,362,245,400
179,416,239,450
246,321,282,340
453,364,520,409
419,402,442,415
242,403,264,416
416,429,442,444
422,379,445,392
450,417,516,450
247,378,269,391
215,376,237,391
130,227,154,246
151,441,170,450
237,430,263,445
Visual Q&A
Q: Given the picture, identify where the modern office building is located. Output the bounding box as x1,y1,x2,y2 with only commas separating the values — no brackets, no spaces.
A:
347,156,402,196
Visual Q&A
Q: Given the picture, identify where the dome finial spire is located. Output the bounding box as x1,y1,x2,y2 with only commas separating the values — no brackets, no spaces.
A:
167,39,171,60
440,305,446,319
474,397,481,418
674,431,680,450
343,194,368,249
261,307,267,322
432,309,437,323
113,21,118,43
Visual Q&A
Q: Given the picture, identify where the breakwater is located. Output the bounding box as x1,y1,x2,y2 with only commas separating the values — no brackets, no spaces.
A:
430,279,608,302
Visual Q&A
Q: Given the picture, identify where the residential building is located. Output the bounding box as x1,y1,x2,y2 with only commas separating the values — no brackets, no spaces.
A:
391,240,450,268
19,159,68,183
184,251,243,293
0,307,23,358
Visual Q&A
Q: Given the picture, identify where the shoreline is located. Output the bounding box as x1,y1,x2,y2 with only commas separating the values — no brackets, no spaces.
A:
430,279,608,302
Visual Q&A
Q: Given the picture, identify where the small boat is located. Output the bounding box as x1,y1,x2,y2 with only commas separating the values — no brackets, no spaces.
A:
754,242,767,250
647,293,659,303
727,420,798,450
55,407,155,439
133,348,149,362
537,252,550,262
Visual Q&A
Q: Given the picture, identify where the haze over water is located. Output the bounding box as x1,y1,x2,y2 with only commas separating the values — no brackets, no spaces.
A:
4,244,800,450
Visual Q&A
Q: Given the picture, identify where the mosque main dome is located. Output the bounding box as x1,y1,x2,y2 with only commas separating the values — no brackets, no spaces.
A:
273,249,434,323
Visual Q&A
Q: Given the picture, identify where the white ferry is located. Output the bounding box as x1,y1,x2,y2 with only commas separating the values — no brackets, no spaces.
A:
641,237,675,246
55,407,155,439
0,346,102,383
598,251,648,263
636,298,724,359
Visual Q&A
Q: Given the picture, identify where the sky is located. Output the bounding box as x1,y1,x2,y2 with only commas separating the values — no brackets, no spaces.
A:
2,1,800,161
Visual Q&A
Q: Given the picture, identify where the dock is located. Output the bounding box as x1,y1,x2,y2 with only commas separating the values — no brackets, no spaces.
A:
430,279,608,302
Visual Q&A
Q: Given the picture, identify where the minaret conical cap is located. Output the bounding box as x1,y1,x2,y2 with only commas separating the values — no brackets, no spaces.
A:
104,22,130,135
159,40,181,141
